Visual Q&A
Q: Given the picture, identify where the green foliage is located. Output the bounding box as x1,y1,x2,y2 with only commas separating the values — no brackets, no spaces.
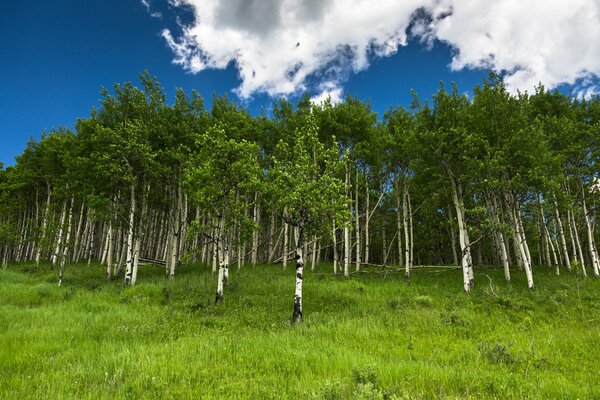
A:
185,124,261,241
268,113,350,238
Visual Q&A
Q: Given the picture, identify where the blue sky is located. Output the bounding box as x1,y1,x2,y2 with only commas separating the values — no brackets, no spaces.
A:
1,0,598,166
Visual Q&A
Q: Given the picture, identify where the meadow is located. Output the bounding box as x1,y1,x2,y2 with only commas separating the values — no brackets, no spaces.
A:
1,262,599,399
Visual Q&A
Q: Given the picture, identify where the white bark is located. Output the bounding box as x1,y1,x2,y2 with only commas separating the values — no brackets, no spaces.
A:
553,198,571,271
251,193,260,266
124,183,136,285
343,163,350,276
283,212,289,270
581,185,600,277
332,219,338,274
355,167,361,272
215,216,227,304
58,198,74,286
292,226,303,323
36,184,51,266
451,179,473,293
52,199,67,269
71,201,85,262
569,208,587,276
403,180,412,277
395,177,404,268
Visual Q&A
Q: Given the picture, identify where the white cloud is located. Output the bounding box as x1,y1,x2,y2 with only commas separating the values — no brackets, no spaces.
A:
311,81,344,105
140,0,162,19
160,0,600,99
161,0,437,99
428,0,600,94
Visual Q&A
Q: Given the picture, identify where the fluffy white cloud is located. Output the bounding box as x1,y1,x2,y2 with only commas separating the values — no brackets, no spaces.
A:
428,0,600,95
159,0,600,99
311,81,344,105
161,0,437,99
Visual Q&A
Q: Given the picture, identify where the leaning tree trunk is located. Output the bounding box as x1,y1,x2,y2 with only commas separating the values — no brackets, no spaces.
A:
403,177,413,277
292,226,304,323
553,196,571,271
568,208,587,276
451,178,473,293
506,191,534,289
36,183,51,266
58,198,74,286
580,180,600,277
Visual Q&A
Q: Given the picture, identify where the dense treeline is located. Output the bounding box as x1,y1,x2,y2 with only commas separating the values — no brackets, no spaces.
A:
1,71,600,320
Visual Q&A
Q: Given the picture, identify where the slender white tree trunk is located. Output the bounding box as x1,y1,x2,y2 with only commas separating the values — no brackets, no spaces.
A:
451,178,473,293
332,219,338,274
395,177,404,268
215,216,228,304
403,178,411,277
310,235,317,271
71,201,85,262
106,222,114,279
292,226,304,323
124,183,137,285
364,182,370,264
569,208,587,276
52,199,68,269
251,193,260,266
36,184,51,266
132,186,148,285
355,167,361,272
553,197,571,271
283,212,289,270
507,192,534,289
343,163,350,276
581,183,600,277
58,198,74,286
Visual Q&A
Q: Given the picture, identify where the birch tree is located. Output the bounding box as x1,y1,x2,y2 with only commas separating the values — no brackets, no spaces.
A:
268,113,349,323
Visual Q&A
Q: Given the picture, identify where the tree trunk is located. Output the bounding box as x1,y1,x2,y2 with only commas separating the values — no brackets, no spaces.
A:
395,176,404,268
36,183,51,266
58,198,74,286
403,177,412,276
580,180,600,277
52,198,68,269
251,193,260,266
215,217,228,304
506,191,534,289
355,167,361,272
553,197,571,271
124,183,137,285
451,178,473,293
283,212,289,270
332,219,338,274
364,181,370,264
343,163,350,276
292,226,304,323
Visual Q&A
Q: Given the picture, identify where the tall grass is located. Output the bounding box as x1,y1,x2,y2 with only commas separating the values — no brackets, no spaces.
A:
1,262,599,399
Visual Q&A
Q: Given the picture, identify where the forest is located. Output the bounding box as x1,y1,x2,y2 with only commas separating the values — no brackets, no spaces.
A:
1,72,600,398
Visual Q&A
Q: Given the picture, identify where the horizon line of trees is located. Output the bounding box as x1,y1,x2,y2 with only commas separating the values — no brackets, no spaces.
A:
1,71,600,320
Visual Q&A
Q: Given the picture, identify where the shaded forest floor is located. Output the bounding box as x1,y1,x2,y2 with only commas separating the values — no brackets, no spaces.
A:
1,262,599,399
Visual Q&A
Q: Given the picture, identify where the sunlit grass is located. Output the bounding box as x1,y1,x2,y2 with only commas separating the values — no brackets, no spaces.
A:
1,262,599,399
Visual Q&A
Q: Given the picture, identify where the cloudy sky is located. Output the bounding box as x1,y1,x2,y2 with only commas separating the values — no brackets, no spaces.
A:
1,0,599,165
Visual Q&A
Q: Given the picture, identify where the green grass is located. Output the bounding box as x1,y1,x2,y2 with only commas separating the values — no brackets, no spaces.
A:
1,262,599,399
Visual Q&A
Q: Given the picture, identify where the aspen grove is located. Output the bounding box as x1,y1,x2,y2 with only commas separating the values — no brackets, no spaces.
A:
2,72,600,322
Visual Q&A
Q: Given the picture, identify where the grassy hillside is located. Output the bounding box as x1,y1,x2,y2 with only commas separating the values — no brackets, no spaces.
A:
1,262,599,399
